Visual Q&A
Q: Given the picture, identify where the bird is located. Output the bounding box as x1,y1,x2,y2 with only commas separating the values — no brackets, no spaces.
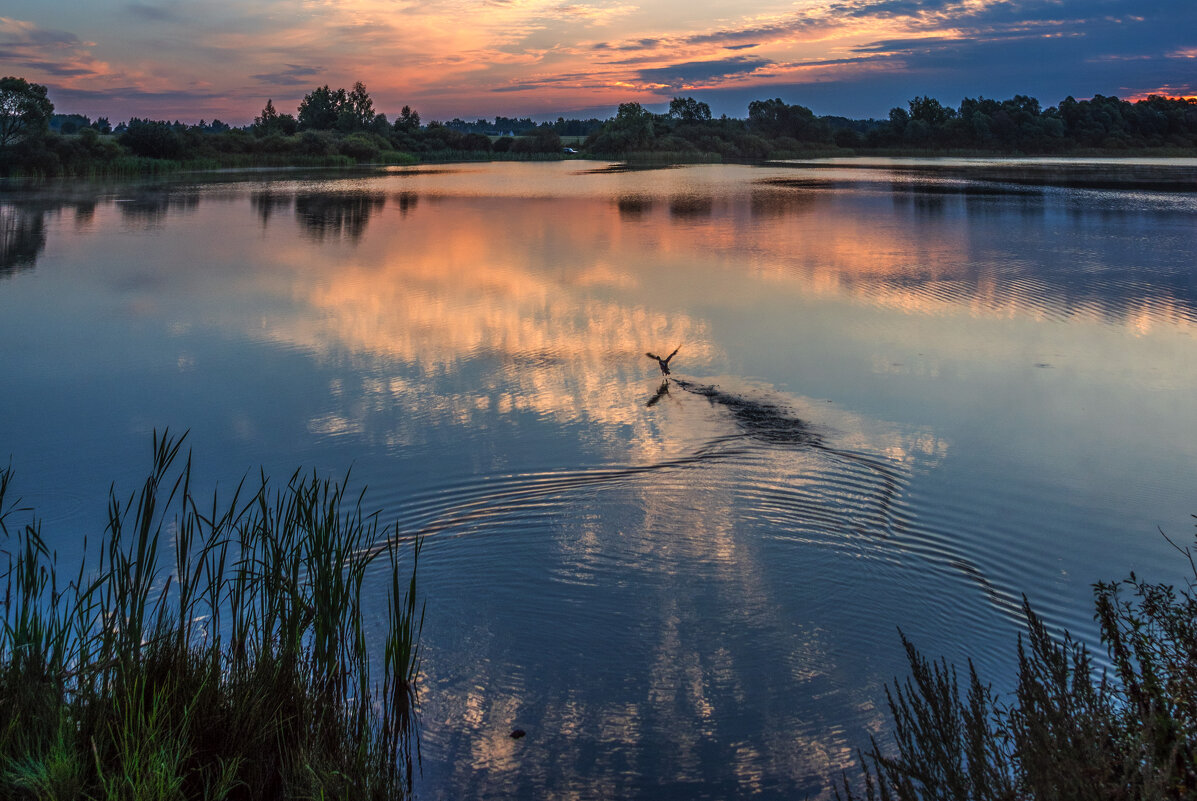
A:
645,346,680,375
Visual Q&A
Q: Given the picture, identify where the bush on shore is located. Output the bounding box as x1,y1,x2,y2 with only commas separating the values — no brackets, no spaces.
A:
840,529,1197,801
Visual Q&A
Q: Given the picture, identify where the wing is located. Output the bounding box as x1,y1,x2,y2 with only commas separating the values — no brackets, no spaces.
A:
664,346,680,363
645,352,660,360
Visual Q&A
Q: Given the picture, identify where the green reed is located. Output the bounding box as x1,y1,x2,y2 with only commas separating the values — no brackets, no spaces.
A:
0,431,422,800
838,537,1197,801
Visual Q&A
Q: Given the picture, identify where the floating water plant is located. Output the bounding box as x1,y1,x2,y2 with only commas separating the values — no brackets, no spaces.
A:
0,431,422,800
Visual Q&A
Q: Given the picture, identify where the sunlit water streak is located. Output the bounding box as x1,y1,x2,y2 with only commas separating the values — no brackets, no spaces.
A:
1,160,1196,798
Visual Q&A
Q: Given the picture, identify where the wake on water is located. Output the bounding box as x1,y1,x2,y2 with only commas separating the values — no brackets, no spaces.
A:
378,371,1013,621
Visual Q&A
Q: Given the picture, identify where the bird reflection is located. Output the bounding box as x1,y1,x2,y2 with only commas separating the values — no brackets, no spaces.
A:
645,346,680,375
645,379,671,407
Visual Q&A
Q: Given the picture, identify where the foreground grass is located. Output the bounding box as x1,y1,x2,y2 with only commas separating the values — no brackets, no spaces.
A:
840,530,1197,800
0,431,422,800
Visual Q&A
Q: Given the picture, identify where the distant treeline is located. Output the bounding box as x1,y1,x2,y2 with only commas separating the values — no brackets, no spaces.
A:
1,74,1195,177
441,116,603,137
584,94,1197,159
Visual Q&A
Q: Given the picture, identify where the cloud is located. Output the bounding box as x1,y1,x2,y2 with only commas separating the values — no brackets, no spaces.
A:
636,57,773,88
491,81,551,93
591,15,828,55
828,0,957,20
682,18,826,48
0,17,107,81
19,61,99,77
125,3,182,22
49,85,228,105
251,64,325,86
594,37,664,52
0,16,81,48
9,0,1197,124
551,2,638,24
46,81,279,122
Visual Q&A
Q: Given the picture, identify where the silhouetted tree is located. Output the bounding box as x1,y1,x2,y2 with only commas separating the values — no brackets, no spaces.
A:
746,98,829,142
588,102,655,153
494,115,536,133
459,132,492,151
119,118,185,159
511,128,560,153
338,82,376,132
253,99,298,136
298,85,346,130
0,77,54,147
394,105,421,133
907,95,954,126
669,96,712,123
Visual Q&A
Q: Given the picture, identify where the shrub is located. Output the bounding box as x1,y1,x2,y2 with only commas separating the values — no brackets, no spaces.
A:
839,529,1197,801
339,131,382,162
119,120,185,159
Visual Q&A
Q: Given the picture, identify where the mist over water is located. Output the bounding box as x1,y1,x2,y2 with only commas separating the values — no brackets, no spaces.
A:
2,161,1196,798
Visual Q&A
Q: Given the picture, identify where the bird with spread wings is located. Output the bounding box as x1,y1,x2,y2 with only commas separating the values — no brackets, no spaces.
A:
645,346,680,375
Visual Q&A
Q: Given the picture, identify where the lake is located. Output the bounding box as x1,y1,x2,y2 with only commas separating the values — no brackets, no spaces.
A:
2,159,1196,798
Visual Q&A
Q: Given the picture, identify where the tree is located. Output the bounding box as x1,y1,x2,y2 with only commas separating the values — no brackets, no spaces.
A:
746,98,829,142
298,85,346,130
253,99,297,136
584,100,660,154
394,105,421,133
297,82,376,132
0,77,54,148
669,96,712,123
119,118,184,159
511,128,560,154
609,102,655,150
907,95,953,126
339,82,375,132
254,98,279,130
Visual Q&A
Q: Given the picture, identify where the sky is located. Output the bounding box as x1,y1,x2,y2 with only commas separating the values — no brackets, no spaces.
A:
2,0,1195,124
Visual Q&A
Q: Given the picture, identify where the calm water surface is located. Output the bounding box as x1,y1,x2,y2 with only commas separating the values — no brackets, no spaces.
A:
2,161,1196,798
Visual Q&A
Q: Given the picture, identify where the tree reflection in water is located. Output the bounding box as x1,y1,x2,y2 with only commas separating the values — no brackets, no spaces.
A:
295,191,387,243
0,204,46,275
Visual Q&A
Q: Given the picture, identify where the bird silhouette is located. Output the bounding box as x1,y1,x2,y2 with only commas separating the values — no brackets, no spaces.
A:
645,346,680,375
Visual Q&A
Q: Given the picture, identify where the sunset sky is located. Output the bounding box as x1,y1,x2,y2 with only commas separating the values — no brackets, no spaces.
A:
3,0,1194,124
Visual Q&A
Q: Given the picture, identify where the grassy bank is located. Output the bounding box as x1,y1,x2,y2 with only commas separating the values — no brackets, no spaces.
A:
840,530,1197,800
0,432,422,800
0,151,411,180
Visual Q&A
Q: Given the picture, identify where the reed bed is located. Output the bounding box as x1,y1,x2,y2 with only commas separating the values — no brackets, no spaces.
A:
839,537,1197,801
3,154,364,179
0,431,422,801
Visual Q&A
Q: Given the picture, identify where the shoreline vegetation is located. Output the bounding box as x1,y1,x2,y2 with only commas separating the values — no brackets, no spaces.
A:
838,530,1197,801
0,76,1194,179
0,432,422,801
